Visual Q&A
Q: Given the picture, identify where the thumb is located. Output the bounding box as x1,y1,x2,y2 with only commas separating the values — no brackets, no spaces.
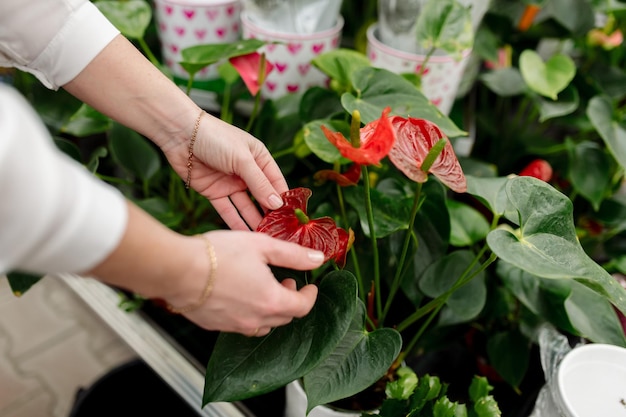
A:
259,235,325,271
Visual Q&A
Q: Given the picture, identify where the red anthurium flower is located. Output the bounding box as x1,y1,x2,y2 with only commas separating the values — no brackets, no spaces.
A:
229,52,274,96
256,188,349,264
313,163,362,187
519,159,552,182
321,107,395,166
387,116,467,193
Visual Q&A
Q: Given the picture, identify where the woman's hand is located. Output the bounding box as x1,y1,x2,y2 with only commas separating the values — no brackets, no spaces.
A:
162,113,288,231
168,230,324,337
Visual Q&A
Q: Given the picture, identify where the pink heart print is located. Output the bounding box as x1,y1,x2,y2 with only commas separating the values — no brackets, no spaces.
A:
183,9,195,20
226,5,236,16
164,5,173,15
287,43,302,55
195,29,207,40
216,27,227,38
206,10,219,21
312,43,325,54
266,81,277,91
287,84,300,93
275,62,288,73
298,63,311,75
174,26,185,37
266,43,277,52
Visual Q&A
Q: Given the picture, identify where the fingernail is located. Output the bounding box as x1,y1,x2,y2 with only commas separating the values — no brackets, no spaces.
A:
268,194,283,210
308,250,325,263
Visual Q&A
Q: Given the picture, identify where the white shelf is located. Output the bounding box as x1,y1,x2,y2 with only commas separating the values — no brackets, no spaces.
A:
57,273,251,417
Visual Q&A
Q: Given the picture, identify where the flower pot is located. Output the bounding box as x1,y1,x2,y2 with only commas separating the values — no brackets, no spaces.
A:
284,380,364,417
153,0,242,82
366,23,471,115
240,12,344,100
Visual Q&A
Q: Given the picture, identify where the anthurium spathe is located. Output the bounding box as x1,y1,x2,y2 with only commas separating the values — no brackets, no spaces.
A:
256,187,349,264
321,107,395,166
387,116,467,193
229,52,274,96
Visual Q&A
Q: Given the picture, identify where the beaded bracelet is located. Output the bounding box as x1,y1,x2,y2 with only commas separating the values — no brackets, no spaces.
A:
166,234,217,314
185,109,206,189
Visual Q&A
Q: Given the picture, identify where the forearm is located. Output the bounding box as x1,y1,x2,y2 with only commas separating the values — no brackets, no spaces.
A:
62,34,200,153
85,200,206,308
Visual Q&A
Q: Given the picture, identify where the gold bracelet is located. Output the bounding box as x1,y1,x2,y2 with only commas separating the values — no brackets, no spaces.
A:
166,235,217,314
185,109,206,189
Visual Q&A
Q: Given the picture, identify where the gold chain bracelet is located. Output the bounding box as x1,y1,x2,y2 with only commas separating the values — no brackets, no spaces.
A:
166,235,217,314
185,109,206,189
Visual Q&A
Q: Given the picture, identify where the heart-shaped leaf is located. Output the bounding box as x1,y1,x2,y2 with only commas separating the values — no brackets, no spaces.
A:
519,50,576,100
202,271,358,404
486,176,626,316
479,68,527,97
341,67,466,138
567,139,613,211
465,175,509,216
446,200,490,246
303,301,402,412
180,39,266,77
303,119,351,164
108,122,161,182
537,84,579,122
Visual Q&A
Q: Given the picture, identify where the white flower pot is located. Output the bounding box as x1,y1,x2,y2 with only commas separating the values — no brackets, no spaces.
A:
283,381,362,417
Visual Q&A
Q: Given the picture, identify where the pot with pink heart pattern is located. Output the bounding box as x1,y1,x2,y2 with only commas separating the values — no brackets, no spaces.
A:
240,12,344,100
154,0,242,82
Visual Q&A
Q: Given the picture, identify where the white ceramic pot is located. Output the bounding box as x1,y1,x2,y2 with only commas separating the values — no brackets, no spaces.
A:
241,12,344,100
366,23,471,115
153,0,242,81
553,343,626,417
283,380,362,417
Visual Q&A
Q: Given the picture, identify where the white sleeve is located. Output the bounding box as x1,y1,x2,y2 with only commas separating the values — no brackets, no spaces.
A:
0,84,128,275
0,0,120,90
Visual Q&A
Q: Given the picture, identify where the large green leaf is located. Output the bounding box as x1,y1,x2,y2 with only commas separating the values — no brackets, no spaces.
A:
311,48,372,92
537,85,579,122
180,39,266,77
545,0,595,36
414,0,474,58
341,67,466,138
108,123,161,182
202,271,358,404
303,302,402,412
95,0,152,40
519,50,576,100
479,68,527,97
302,119,350,164
587,95,626,172
486,177,626,316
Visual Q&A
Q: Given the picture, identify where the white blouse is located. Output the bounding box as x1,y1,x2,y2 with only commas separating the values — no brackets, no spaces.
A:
0,0,127,274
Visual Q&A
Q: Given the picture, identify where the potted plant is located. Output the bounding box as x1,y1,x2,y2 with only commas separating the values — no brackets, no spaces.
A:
7,1,626,416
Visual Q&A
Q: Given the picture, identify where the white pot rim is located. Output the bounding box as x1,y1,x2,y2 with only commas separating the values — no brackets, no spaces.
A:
241,12,344,40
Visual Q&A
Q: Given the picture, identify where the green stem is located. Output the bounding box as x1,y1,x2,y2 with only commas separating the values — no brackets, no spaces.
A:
337,184,365,301
271,146,297,159
245,92,262,132
396,248,497,333
95,174,134,187
380,182,423,325
137,37,160,67
397,299,444,365
362,166,382,320
220,84,233,124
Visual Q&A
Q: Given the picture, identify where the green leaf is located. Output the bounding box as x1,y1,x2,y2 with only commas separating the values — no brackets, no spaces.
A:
386,367,418,400
479,68,527,97
545,0,595,36
344,186,413,238
303,302,402,412
519,50,576,100
108,123,161,182
202,271,358,404
486,329,529,388
537,85,579,122
486,177,626,316
135,197,185,229
6,272,43,296
180,39,266,77
468,376,493,403
86,146,108,174
311,48,372,92
432,396,458,417
567,140,613,211
446,200,490,246
465,175,509,216
587,95,626,172
420,250,486,325
565,281,626,346
302,119,350,164
95,0,152,39
62,104,112,137
54,137,82,163
409,374,442,412
415,0,474,58
299,87,344,123
341,67,465,138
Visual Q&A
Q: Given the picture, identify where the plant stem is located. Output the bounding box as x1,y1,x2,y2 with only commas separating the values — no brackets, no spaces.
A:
220,85,232,124
137,37,160,68
245,93,262,132
271,146,297,159
362,166,382,321
380,181,423,325
337,184,365,301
